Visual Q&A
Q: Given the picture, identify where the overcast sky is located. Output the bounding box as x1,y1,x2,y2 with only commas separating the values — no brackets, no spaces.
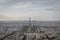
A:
0,0,60,21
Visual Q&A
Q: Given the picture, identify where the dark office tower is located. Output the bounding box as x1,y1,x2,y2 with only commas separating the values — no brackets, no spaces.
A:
29,17,31,27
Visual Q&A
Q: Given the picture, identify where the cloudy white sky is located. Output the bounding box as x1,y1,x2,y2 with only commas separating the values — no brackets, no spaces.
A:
0,0,60,21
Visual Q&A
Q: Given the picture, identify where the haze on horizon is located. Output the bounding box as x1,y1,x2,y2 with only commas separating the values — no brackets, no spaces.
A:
0,0,60,21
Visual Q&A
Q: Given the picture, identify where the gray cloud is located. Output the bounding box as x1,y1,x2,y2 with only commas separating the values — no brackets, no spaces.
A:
43,7,60,20
0,0,60,21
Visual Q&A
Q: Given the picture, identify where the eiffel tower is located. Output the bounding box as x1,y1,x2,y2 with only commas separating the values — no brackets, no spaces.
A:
29,17,31,27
